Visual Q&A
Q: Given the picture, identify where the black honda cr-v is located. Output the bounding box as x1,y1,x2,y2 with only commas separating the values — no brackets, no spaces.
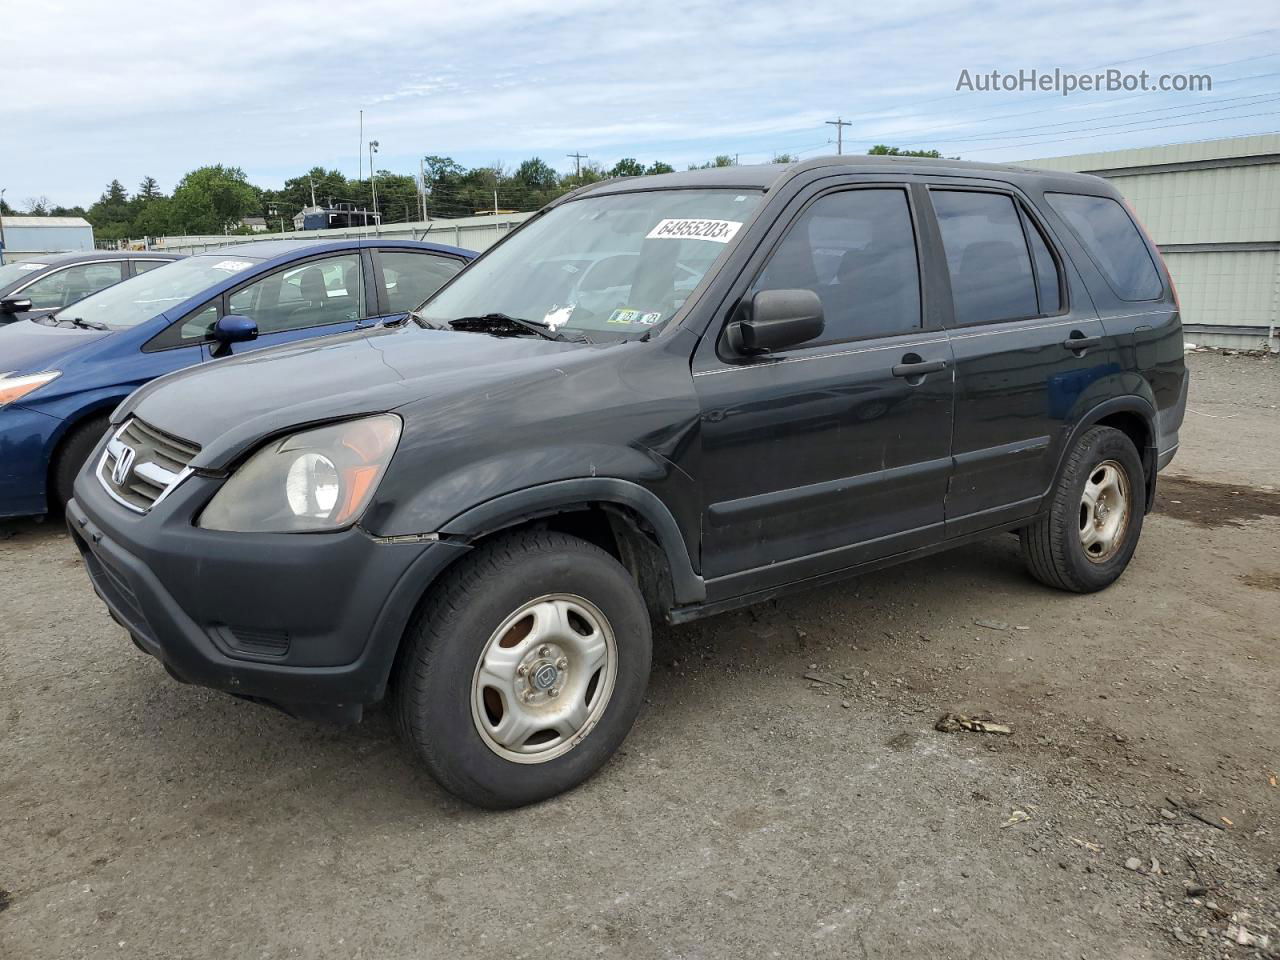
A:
69,157,1187,808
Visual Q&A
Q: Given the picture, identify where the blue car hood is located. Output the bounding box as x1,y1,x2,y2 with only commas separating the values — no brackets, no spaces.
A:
0,319,111,374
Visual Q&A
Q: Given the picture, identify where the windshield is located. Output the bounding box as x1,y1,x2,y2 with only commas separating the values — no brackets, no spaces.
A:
62,254,261,329
0,260,49,290
421,188,763,339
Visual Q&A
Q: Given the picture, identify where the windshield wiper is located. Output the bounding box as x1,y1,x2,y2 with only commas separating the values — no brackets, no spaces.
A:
66,317,109,331
448,312,571,342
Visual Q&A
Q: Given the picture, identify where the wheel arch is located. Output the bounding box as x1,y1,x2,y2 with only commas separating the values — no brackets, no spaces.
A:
437,478,706,608
1057,396,1159,512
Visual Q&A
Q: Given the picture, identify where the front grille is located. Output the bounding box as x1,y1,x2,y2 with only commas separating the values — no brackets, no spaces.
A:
98,418,200,512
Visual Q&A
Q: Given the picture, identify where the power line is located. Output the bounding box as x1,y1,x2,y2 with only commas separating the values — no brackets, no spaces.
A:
965,110,1280,155
908,92,1280,145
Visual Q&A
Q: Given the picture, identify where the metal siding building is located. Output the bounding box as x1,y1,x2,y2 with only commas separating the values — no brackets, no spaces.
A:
0,216,96,261
1015,135,1280,350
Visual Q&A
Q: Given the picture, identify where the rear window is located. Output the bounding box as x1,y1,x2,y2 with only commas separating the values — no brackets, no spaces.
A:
1045,193,1162,301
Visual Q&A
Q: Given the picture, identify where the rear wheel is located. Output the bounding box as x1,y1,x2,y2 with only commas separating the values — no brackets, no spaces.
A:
51,415,111,511
1020,426,1145,593
394,530,652,808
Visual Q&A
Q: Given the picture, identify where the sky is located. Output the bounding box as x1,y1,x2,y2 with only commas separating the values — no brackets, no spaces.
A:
4,0,1280,208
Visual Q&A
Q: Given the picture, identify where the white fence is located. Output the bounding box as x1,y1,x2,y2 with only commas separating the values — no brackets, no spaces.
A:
148,212,535,255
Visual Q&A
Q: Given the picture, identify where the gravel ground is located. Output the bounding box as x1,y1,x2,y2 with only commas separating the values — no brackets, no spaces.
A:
1,350,1277,960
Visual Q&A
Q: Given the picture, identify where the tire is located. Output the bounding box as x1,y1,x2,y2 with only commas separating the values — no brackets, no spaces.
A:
51,415,111,511
1020,425,1145,593
394,530,652,809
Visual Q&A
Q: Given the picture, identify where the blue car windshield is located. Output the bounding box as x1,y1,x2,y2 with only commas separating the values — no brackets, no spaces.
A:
63,255,262,330
420,188,763,339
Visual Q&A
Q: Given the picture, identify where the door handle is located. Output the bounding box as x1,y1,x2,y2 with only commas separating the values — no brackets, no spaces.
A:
891,357,948,378
1062,333,1102,352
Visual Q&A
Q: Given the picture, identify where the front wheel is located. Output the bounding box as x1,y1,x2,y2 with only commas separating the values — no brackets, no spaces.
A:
1020,425,1145,593
394,530,652,808
52,415,111,511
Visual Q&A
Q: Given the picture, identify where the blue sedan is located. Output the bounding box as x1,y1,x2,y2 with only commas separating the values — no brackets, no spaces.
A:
0,237,474,517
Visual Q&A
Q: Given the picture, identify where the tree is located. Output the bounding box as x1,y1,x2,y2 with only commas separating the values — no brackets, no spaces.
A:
771,153,797,163
688,155,736,170
609,158,645,178
515,158,559,192
645,161,675,175
23,196,51,216
868,144,946,158
137,176,162,200
169,165,260,234
86,181,132,240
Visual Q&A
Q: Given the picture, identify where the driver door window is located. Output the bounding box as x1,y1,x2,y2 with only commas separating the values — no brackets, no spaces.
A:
22,262,124,309
748,189,922,347
228,254,365,334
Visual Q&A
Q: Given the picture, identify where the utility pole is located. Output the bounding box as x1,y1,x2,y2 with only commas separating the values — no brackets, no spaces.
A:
825,116,851,155
0,188,6,265
368,140,380,235
567,151,587,178
358,110,363,182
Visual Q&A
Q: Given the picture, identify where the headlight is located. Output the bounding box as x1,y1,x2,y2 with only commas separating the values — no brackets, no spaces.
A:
0,371,60,407
198,414,402,532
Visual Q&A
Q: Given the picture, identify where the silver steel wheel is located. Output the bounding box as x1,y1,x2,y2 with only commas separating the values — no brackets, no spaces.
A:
1079,459,1130,564
470,594,617,764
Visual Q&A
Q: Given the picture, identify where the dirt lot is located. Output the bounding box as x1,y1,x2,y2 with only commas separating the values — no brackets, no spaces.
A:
1,351,1277,960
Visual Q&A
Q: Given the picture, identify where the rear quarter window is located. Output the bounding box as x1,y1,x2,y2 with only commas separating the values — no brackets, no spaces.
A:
1045,193,1162,301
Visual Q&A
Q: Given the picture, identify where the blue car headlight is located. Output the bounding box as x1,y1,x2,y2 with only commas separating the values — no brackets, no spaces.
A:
0,370,60,407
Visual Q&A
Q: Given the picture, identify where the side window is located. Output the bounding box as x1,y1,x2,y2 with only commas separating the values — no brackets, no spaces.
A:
379,251,463,313
749,188,921,345
131,260,169,276
932,191,1039,325
22,262,123,309
1022,212,1063,315
1045,193,1162,301
228,254,365,334
179,303,219,341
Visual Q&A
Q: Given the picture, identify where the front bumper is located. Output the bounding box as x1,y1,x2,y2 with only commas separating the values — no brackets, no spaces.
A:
0,404,62,518
68,469,470,721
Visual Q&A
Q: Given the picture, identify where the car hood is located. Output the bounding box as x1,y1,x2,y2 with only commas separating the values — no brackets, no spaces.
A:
118,326,591,470
0,318,111,374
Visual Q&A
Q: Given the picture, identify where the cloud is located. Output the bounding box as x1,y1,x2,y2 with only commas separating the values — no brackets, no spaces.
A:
4,0,1278,206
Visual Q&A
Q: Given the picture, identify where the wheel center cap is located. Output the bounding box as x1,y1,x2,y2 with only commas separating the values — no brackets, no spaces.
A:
531,662,559,691
1096,501,1110,519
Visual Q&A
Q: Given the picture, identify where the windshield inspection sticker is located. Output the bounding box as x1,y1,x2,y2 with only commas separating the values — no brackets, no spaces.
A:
211,259,255,273
646,218,743,244
17,262,46,271
607,308,663,326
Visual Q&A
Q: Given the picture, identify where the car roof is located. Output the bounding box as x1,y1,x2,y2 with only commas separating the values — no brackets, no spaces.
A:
574,154,1112,198
20,250,184,266
186,237,475,261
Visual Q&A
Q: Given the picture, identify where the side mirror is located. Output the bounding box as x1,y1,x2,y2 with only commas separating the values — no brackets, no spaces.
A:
1,297,33,314
725,289,824,355
212,313,258,344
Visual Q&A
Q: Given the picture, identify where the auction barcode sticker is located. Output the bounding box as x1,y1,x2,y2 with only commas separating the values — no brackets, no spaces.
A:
646,218,743,244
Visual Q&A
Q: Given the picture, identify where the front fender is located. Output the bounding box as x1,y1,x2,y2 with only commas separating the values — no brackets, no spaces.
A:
432,477,705,605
